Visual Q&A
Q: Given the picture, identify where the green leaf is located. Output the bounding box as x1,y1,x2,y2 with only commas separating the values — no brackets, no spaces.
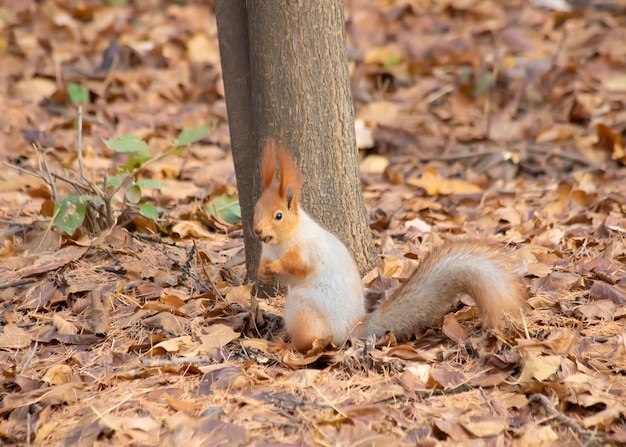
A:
135,178,164,189
105,135,150,155
206,195,241,224
67,82,89,105
105,173,127,187
475,72,492,98
105,135,152,172
139,203,159,220
54,197,87,235
384,55,403,69
81,195,105,206
174,124,213,147
126,184,142,204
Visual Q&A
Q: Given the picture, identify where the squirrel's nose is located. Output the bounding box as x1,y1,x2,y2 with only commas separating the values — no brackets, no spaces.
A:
254,228,262,236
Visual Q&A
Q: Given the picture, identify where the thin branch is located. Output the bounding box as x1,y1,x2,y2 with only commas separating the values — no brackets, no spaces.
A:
0,278,38,290
77,105,86,183
139,355,214,366
20,340,39,374
528,393,594,442
34,144,58,201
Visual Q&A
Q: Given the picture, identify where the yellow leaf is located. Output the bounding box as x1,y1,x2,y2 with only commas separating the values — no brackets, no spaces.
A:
407,166,482,195
152,336,194,354
518,353,561,383
196,324,240,352
42,364,72,385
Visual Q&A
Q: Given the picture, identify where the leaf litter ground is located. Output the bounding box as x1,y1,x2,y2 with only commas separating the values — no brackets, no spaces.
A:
1,0,626,445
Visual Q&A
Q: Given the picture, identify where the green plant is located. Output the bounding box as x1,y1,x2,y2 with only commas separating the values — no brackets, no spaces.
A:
206,194,241,225
51,124,211,235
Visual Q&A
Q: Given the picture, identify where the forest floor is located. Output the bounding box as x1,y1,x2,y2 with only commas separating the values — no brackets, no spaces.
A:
1,0,626,446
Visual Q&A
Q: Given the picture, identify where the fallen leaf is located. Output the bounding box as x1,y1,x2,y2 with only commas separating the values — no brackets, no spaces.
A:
0,323,32,349
518,353,561,383
408,166,482,195
442,313,467,344
42,364,72,385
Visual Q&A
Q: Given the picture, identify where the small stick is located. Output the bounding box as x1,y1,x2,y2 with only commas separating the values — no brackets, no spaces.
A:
0,278,37,290
20,340,39,374
140,355,214,366
77,105,86,183
528,393,591,440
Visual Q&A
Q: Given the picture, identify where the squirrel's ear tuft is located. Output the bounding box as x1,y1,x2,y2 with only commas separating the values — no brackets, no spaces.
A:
261,141,277,191
285,185,295,210
278,144,302,208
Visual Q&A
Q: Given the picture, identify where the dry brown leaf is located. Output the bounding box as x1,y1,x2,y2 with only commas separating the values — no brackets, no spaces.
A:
0,323,32,349
42,364,72,385
518,353,561,383
284,369,321,387
583,402,626,428
589,281,626,305
442,313,467,344
194,324,240,353
519,424,559,445
407,166,482,195
171,220,216,239
573,300,616,321
149,336,195,356
531,228,564,249
52,314,78,335
430,366,465,388
461,416,507,437
164,393,202,412
360,154,389,174
434,419,471,441
200,365,249,390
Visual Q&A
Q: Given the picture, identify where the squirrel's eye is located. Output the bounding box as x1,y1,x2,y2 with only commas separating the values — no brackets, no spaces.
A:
275,212,283,221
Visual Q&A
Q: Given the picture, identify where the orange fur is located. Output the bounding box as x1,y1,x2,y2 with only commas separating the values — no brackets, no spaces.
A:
286,307,330,352
277,144,302,206
261,141,277,192
258,247,311,282
275,247,311,278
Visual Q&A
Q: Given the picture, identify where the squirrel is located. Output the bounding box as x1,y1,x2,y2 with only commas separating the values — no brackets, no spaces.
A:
253,142,527,352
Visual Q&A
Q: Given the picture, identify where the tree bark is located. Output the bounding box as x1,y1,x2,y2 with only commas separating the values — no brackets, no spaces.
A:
215,0,261,282
247,0,376,274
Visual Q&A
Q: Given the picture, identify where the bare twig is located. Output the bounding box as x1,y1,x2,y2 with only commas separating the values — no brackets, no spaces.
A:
20,340,39,374
527,145,600,170
77,105,85,183
419,148,504,163
34,143,58,201
139,355,214,366
529,393,594,442
551,25,569,67
479,386,496,414
3,161,92,194
0,278,38,289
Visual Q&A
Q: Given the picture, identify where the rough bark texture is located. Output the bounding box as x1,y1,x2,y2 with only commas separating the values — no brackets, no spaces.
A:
247,0,377,274
215,0,261,282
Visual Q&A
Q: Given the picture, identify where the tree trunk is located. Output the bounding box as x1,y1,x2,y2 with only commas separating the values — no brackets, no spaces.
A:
247,0,376,274
215,0,261,282
216,0,377,277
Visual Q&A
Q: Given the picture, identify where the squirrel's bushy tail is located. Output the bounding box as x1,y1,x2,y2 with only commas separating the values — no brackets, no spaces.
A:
359,239,527,340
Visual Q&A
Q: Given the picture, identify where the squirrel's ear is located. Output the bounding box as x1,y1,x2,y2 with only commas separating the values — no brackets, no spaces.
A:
261,141,277,191
285,185,296,210
277,144,302,207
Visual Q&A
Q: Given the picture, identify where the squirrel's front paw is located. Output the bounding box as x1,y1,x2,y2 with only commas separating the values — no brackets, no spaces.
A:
258,259,281,283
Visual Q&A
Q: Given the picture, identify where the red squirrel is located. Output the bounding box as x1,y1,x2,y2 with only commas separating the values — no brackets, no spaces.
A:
253,142,526,352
